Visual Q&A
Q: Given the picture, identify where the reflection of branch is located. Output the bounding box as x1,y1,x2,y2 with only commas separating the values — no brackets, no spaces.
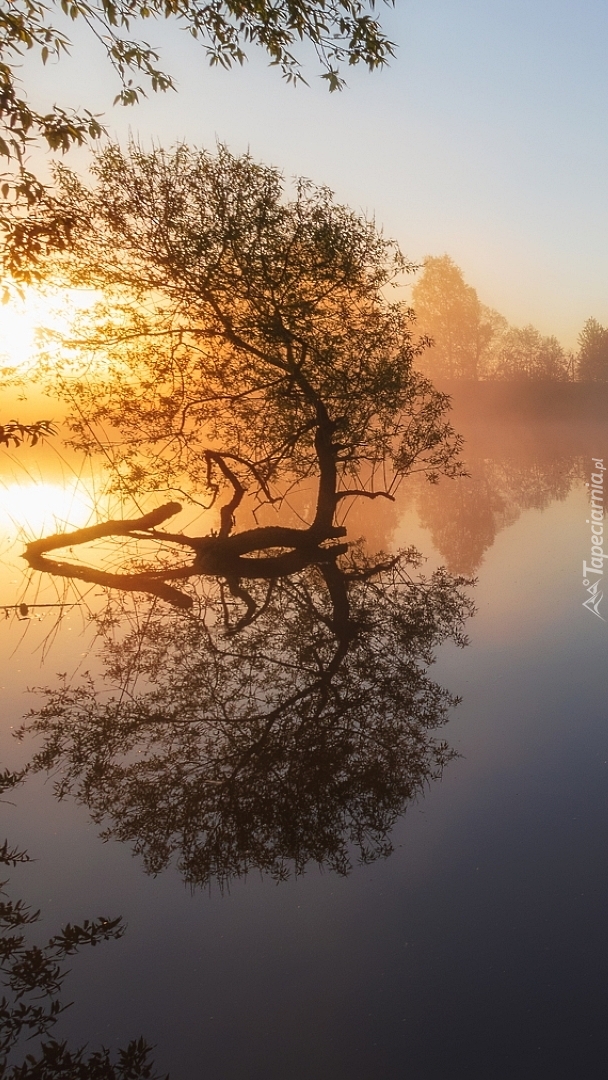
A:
343,555,401,583
224,576,257,631
24,552,195,609
318,559,355,657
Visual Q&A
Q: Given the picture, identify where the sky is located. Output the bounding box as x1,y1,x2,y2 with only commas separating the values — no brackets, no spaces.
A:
20,0,608,348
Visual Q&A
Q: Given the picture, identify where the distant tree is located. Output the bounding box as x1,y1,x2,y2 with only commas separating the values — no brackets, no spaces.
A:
576,318,608,382
411,255,501,380
491,325,569,382
477,304,509,372
1,0,396,285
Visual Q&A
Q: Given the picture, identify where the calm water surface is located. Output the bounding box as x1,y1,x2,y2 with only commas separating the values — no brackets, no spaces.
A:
1,413,608,1079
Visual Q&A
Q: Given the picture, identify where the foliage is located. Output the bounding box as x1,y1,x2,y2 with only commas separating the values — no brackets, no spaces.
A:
4,1036,163,1079
0,0,395,284
35,144,462,521
0,841,165,1078
0,773,28,800
0,420,56,448
411,255,575,383
576,317,608,382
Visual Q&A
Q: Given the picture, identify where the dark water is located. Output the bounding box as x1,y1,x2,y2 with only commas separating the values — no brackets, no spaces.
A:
2,410,608,1079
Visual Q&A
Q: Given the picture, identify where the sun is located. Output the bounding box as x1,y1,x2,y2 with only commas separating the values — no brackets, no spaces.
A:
0,287,100,372
0,480,96,541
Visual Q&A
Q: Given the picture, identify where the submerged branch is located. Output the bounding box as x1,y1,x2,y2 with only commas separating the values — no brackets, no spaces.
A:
24,502,184,559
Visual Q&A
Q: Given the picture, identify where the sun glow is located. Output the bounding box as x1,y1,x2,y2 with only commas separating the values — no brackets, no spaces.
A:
0,480,96,540
0,288,100,372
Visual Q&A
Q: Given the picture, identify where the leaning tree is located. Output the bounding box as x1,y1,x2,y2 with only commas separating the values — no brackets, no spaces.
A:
25,142,463,611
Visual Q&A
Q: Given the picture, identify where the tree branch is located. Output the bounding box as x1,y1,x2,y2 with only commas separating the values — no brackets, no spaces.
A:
24,502,184,559
336,489,395,502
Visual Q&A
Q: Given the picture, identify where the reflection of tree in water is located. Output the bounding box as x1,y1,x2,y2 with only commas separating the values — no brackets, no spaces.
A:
412,452,583,575
489,455,580,512
414,471,508,577
22,549,473,888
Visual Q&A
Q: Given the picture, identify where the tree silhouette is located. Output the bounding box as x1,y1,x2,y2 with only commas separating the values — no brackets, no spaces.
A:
16,144,473,886
491,325,569,382
23,143,462,614
411,256,574,384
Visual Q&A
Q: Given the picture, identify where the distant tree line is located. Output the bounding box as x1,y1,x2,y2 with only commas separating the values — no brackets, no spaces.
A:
412,255,608,382
576,317,608,382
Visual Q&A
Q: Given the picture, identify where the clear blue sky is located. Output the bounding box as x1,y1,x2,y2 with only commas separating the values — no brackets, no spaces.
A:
24,0,608,346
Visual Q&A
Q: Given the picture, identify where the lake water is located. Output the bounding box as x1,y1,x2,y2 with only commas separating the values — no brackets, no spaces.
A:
2,401,608,1079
